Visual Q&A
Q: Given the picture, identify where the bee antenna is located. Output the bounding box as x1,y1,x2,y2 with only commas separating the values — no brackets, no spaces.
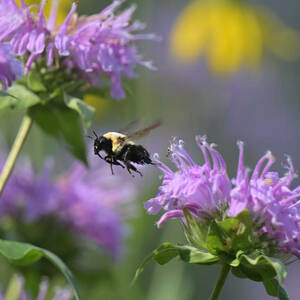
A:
86,135,93,140
93,130,98,138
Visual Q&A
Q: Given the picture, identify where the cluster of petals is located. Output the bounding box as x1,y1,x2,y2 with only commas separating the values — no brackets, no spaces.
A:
0,44,22,89
0,0,157,98
145,136,231,227
145,136,300,256
0,158,137,257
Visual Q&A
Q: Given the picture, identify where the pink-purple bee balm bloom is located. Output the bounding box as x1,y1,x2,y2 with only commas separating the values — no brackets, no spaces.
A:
0,44,22,89
230,141,300,257
145,136,231,228
57,162,137,257
145,136,300,257
0,0,157,99
0,156,137,257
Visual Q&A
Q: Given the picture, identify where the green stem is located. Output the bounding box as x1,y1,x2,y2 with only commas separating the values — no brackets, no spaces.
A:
0,114,33,198
209,264,231,300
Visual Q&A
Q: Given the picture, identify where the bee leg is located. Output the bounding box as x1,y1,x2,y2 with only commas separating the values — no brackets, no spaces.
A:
98,154,103,159
110,163,114,175
112,158,125,169
104,156,125,168
125,161,142,177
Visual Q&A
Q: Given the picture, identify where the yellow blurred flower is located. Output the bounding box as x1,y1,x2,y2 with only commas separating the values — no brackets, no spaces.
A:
84,94,110,115
170,0,300,73
16,0,73,24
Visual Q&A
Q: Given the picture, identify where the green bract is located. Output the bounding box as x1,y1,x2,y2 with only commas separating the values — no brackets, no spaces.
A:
134,209,291,300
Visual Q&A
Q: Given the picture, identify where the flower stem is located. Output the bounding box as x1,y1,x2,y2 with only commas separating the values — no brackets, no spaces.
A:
209,264,231,300
0,114,33,198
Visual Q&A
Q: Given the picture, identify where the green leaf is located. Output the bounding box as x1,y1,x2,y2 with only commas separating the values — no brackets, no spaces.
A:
216,210,254,252
27,70,47,92
263,278,290,300
132,243,219,285
28,103,87,164
132,243,177,285
0,84,41,110
264,256,287,284
175,245,219,264
63,93,95,131
0,239,80,300
232,253,287,283
206,221,229,255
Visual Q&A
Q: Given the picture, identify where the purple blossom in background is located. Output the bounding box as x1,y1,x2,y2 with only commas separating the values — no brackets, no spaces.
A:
57,162,137,257
0,44,22,89
0,159,57,220
146,136,300,257
0,0,157,99
0,275,72,300
0,157,137,257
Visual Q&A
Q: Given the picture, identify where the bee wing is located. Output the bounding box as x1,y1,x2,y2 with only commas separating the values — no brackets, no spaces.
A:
123,120,162,141
118,120,144,135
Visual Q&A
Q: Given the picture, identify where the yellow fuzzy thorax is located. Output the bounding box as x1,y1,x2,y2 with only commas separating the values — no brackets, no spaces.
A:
103,132,134,154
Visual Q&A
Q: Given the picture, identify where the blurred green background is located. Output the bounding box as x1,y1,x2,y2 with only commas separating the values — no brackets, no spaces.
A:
1,0,300,299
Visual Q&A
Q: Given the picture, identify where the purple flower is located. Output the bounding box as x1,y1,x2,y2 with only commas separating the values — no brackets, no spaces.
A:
57,161,137,257
145,136,231,227
146,136,300,257
229,141,300,257
0,159,57,220
0,156,137,257
0,43,22,89
0,0,157,99
0,0,51,72
54,1,158,99
0,275,72,300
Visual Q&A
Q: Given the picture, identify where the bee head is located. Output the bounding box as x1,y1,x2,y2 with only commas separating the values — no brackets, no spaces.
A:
94,133,113,156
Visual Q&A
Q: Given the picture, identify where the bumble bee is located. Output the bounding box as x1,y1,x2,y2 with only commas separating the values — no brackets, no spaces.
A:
91,121,161,177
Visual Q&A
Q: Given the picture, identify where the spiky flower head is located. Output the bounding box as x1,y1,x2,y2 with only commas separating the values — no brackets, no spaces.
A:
145,136,300,258
0,0,157,99
0,157,137,257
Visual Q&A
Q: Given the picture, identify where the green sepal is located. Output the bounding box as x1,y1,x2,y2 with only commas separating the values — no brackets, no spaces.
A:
206,210,261,259
132,242,219,285
0,85,41,110
27,69,47,93
263,278,290,300
63,93,95,131
182,208,209,249
231,252,287,283
28,103,87,165
0,239,80,300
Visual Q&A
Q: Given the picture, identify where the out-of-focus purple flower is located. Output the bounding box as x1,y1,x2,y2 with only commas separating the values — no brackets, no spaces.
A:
0,43,22,89
57,161,137,257
0,275,72,300
145,136,231,227
54,0,158,99
0,159,57,220
0,0,51,72
0,0,157,99
146,136,300,257
0,156,137,257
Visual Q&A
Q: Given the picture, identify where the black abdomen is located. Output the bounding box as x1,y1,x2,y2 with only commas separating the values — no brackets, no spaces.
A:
118,144,152,165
